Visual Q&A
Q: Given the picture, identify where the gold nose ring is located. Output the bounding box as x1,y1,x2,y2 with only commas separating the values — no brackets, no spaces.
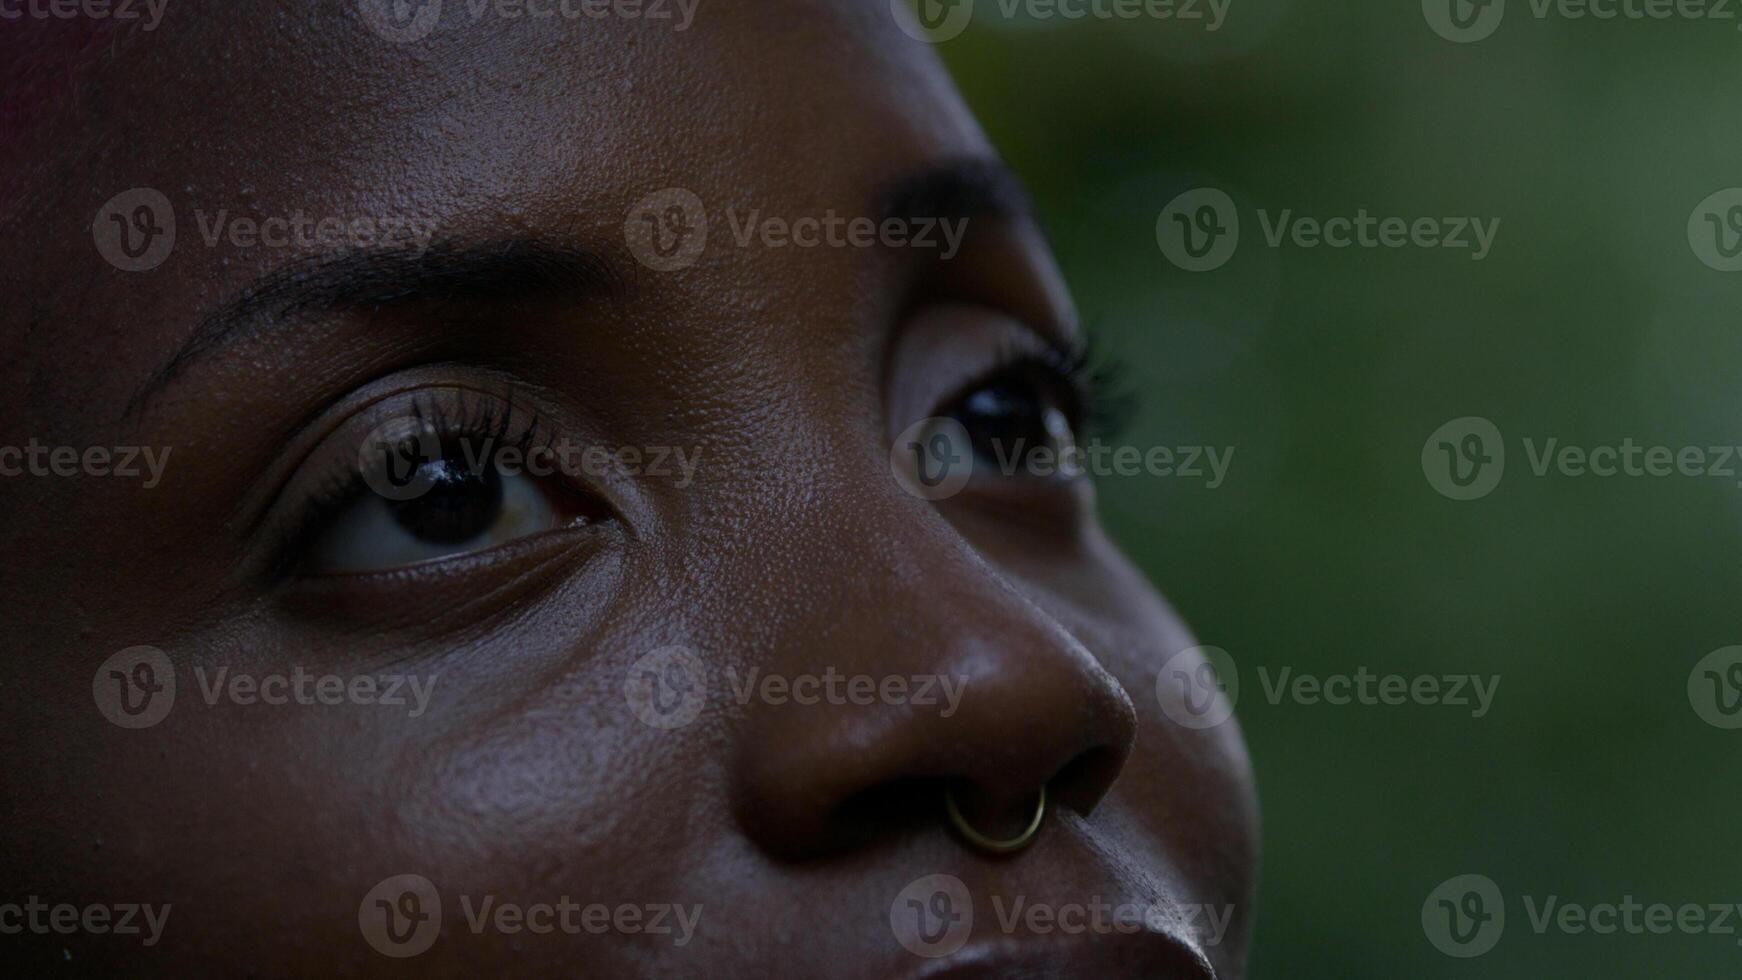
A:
944,785,1047,855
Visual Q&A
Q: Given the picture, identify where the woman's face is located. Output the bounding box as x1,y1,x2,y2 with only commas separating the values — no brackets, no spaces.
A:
0,3,1256,976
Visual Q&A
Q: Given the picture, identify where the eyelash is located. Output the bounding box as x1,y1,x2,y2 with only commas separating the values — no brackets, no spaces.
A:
970,336,1135,442
273,392,554,577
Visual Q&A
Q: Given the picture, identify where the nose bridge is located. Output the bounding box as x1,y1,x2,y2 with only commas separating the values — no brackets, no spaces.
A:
725,484,1138,858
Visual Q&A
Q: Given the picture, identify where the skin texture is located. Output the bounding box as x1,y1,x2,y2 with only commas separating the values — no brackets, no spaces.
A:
0,3,1257,976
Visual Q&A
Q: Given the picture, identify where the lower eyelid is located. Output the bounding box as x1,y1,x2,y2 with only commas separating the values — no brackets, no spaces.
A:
277,522,613,630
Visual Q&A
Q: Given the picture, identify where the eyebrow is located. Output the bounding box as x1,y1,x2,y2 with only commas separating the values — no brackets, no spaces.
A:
125,158,1031,423
876,157,1033,227
123,239,621,422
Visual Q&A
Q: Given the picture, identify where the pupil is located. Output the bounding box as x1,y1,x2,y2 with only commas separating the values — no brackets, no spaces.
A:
955,381,1050,463
385,453,503,545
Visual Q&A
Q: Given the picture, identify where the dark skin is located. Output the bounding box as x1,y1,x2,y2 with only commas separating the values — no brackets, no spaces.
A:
0,3,1257,976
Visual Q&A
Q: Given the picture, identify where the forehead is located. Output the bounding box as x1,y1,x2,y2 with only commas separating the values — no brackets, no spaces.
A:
1,0,990,424
10,2,982,199
10,2,983,207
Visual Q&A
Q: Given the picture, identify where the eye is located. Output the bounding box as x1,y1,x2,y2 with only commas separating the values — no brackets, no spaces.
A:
303,435,599,575
944,356,1088,479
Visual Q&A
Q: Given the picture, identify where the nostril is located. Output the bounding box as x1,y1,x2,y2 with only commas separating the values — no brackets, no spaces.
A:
1050,743,1129,816
819,776,952,857
938,741,1126,853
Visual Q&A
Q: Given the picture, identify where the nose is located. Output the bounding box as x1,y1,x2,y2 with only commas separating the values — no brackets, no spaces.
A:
731,536,1138,859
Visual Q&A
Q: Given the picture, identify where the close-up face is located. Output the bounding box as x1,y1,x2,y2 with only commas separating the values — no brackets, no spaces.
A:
0,3,1258,976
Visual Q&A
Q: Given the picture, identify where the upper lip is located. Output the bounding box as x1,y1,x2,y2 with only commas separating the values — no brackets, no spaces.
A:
897,929,1217,980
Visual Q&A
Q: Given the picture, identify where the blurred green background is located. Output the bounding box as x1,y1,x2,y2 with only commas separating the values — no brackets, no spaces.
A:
939,2,1742,976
